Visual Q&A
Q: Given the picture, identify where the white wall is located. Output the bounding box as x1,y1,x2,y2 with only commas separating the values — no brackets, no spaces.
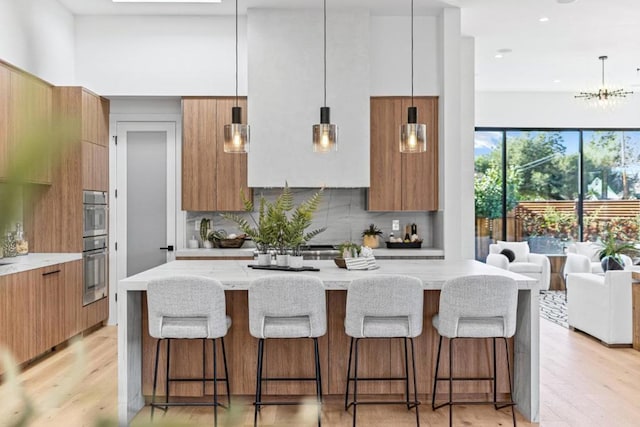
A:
75,15,247,96
0,0,75,85
247,9,370,188
370,16,439,96
477,91,640,128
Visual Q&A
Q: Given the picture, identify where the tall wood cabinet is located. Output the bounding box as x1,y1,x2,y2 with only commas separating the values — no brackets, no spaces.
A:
182,97,251,211
368,96,439,211
0,62,53,184
26,87,109,253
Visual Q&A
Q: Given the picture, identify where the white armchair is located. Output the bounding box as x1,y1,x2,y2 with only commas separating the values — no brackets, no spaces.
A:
566,271,633,345
486,241,551,291
563,242,633,277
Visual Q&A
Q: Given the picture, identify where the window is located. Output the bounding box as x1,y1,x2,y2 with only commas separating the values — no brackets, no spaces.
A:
474,128,640,261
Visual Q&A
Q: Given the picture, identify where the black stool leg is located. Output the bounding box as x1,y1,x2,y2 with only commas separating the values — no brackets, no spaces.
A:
352,338,360,427
213,338,218,426
344,337,354,410
151,339,161,420
404,337,410,409
165,339,171,410
493,337,498,409
432,335,443,410
202,339,207,395
221,337,231,407
409,337,420,426
449,338,453,427
254,338,264,427
314,337,322,426
504,338,517,427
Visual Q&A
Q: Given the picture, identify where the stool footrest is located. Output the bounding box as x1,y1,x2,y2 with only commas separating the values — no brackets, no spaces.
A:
433,400,516,409
167,377,228,382
434,376,495,381
347,376,407,382
261,376,318,382
151,402,226,408
346,400,421,408
255,400,320,407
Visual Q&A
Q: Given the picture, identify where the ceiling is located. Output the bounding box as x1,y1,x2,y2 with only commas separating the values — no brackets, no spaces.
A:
57,0,640,92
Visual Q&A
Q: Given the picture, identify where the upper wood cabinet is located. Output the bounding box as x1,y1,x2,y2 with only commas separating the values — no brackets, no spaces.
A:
368,96,439,211
182,97,251,211
0,63,53,184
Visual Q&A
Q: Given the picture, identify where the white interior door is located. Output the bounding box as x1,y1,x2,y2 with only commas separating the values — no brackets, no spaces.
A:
114,122,177,295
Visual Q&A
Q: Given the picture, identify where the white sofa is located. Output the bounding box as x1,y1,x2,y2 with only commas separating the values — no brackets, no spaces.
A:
563,242,633,277
566,271,633,345
486,241,551,291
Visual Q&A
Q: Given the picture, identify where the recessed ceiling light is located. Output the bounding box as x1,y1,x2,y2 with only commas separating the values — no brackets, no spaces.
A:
495,54,503,59
553,79,561,83
556,0,576,4
539,17,550,22
112,0,222,3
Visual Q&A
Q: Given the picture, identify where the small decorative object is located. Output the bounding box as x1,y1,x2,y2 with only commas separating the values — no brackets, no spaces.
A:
14,223,28,255
256,252,271,266
3,232,17,257
199,218,211,247
334,243,378,270
218,234,247,248
598,233,637,272
276,253,289,267
289,254,304,269
361,224,382,249
500,248,516,263
188,235,199,249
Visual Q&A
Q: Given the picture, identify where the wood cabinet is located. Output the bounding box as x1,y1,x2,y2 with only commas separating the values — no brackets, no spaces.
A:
26,87,109,253
368,96,438,211
0,260,104,374
82,141,108,191
182,97,251,211
0,62,53,184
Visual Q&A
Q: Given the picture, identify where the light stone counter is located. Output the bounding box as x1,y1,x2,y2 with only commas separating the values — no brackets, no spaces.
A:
0,253,83,277
118,259,539,425
175,248,256,258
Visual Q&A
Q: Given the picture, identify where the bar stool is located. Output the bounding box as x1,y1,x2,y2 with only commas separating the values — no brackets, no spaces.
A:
248,274,326,427
147,276,231,426
431,275,518,427
344,275,423,427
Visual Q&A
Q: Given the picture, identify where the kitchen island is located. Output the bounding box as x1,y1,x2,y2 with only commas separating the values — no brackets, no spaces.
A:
118,259,539,425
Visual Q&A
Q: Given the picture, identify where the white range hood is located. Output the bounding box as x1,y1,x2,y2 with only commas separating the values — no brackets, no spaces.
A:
247,8,370,188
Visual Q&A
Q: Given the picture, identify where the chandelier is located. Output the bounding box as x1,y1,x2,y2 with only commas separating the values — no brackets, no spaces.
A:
575,56,633,104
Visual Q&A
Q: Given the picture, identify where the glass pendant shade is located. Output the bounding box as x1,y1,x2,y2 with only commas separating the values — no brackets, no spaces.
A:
224,106,249,153
400,106,426,153
312,106,338,153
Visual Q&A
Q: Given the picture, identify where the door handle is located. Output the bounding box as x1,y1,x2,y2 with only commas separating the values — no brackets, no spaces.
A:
160,245,174,252
42,269,61,276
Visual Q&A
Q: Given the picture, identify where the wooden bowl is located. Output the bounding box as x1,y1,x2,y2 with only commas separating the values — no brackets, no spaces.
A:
334,258,347,269
218,237,246,248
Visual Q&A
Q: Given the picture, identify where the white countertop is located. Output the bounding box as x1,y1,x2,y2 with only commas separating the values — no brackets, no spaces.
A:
119,259,535,291
175,247,444,258
175,248,256,258
0,253,83,277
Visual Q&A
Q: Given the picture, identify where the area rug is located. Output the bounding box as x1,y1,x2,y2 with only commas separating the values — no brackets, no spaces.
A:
539,290,568,328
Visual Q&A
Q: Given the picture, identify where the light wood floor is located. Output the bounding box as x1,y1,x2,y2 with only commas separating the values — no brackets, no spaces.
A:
1,319,639,426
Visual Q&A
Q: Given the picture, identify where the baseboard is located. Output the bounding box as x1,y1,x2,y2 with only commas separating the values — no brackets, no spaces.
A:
569,327,632,348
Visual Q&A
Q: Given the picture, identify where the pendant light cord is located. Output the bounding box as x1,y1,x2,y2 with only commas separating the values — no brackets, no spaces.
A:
411,0,414,107
323,0,327,108
601,56,605,87
235,0,239,108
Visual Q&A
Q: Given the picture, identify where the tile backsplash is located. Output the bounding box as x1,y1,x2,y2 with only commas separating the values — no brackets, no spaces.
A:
186,188,435,247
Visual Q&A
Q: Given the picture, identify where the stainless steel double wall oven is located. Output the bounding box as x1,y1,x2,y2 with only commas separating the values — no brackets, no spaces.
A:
83,190,108,306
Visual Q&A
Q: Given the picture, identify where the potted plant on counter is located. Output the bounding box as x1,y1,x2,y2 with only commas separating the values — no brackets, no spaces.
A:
200,218,212,248
283,188,327,268
221,190,276,265
362,224,383,249
598,233,638,272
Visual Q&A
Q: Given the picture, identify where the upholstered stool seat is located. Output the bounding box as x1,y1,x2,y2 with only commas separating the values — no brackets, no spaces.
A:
432,275,518,427
147,276,232,426
249,275,327,427
344,275,423,427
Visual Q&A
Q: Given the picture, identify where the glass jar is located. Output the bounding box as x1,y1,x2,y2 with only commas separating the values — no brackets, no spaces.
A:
3,232,18,257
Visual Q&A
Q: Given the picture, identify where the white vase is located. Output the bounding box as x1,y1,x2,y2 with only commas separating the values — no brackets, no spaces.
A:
289,255,304,269
276,254,289,267
257,253,271,266
203,240,213,249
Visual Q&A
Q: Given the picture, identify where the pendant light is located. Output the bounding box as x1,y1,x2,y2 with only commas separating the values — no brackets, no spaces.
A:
312,0,338,153
224,0,249,153
399,0,427,154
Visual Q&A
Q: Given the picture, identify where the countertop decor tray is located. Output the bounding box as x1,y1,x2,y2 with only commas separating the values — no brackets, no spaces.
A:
248,265,320,272
385,241,423,249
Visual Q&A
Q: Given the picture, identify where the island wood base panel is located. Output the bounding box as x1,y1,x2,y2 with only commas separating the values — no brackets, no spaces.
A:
140,290,514,397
